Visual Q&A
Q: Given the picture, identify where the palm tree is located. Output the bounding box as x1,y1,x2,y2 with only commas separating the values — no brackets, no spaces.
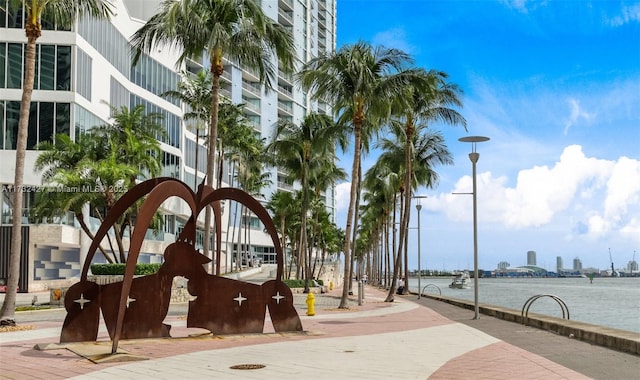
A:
131,0,295,259
362,167,399,288
217,100,251,188
31,133,115,262
1,0,113,323
226,130,271,271
267,113,344,292
267,190,296,265
297,41,420,308
382,70,465,301
161,70,212,189
32,105,164,263
93,104,165,181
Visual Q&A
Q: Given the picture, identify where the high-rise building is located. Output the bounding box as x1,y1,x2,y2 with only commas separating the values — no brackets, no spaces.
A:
556,256,563,272
573,257,582,271
0,0,337,291
527,250,536,266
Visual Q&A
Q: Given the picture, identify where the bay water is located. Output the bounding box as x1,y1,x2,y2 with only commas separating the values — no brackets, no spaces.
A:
407,276,640,333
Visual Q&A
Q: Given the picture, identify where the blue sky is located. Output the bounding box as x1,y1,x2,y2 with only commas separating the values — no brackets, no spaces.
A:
332,0,640,272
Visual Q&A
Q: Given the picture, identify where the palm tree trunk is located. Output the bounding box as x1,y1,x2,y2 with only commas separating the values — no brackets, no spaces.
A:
280,216,286,272
0,34,37,321
202,62,221,270
300,174,310,292
75,212,114,264
340,124,362,308
402,123,414,294
386,189,407,302
113,223,127,263
348,163,362,294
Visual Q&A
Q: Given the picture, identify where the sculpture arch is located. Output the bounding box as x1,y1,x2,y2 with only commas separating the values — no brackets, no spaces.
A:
60,179,302,354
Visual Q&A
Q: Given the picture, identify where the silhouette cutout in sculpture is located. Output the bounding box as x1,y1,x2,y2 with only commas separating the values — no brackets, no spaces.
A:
59,178,303,353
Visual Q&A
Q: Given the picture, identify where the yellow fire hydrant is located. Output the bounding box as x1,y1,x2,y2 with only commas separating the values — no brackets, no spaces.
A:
306,292,315,316
329,281,334,291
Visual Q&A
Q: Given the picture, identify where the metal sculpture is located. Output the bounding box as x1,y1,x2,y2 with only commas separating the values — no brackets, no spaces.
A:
60,178,302,354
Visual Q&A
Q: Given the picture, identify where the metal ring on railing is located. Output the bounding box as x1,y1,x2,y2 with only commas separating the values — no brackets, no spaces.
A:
521,294,570,324
421,284,442,296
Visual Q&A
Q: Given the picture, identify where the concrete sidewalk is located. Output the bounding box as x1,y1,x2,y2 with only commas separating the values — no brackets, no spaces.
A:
0,286,636,379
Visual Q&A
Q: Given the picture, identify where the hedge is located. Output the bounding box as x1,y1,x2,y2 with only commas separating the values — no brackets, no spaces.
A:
90,263,161,276
282,279,323,288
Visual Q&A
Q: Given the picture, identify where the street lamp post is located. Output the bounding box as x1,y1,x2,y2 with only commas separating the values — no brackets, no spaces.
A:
458,136,489,320
414,195,427,299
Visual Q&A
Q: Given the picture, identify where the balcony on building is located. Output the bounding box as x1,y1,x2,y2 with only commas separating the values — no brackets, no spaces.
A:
278,100,293,117
242,66,260,82
278,9,293,26
317,102,328,115
279,0,294,12
242,96,261,115
277,83,293,101
277,172,294,191
278,67,294,85
242,79,261,98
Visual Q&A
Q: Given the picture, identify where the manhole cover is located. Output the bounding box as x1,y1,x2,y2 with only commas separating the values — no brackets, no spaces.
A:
230,364,266,370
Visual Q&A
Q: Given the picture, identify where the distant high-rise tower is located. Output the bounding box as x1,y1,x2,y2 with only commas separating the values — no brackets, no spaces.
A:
556,256,563,272
573,257,582,271
497,261,510,269
527,251,537,266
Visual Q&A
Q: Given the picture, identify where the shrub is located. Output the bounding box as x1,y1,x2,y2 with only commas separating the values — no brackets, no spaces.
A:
282,279,323,288
90,263,161,276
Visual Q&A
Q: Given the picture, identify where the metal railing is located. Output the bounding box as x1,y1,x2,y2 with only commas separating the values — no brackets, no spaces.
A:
521,294,570,324
421,284,442,296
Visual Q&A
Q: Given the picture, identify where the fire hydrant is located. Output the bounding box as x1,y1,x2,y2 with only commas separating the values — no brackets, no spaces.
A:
306,292,315,316
329,281,334,291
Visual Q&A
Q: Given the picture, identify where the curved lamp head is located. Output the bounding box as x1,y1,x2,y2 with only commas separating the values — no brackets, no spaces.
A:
459,136,490,154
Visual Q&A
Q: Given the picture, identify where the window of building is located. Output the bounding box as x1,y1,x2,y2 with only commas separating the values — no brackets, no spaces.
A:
38,44,56,90
241,214,261,230
0,43,4,87
76,48,92,100
4,101,19,149
74,104,104,138
0,101,70,150
1,43,72,91
3,0,24,29
130,95,182,149
162,152,181,179
56,45,71,91
56,103,71,136
27,103,38,149
7,43,22,89
0,102,3,149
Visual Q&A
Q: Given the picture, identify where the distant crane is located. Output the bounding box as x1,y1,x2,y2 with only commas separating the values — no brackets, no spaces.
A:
609,248,619,277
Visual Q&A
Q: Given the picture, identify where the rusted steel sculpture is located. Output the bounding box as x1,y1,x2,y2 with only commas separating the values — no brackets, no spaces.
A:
60,178,303,354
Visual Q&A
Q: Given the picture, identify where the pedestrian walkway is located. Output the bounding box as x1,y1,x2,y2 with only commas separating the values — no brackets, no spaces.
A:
0,286,604,379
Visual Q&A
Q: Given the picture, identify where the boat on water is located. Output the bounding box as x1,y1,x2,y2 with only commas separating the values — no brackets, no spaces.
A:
449,271,471,289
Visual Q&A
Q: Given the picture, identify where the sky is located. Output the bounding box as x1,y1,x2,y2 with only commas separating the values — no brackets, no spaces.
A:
331,0,640,272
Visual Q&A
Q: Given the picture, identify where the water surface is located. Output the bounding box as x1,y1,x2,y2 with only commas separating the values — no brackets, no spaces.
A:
407,277,640,333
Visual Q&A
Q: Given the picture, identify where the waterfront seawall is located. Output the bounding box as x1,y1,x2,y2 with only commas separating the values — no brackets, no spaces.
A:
417,293,640,356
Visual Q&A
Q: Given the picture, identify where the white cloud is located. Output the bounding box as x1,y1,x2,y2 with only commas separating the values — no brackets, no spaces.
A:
431,146,640,244
499,0,547,14
334,182,352,213
607,3,640,27
564,98,595,135
603,156,640,227
371,28,414,53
